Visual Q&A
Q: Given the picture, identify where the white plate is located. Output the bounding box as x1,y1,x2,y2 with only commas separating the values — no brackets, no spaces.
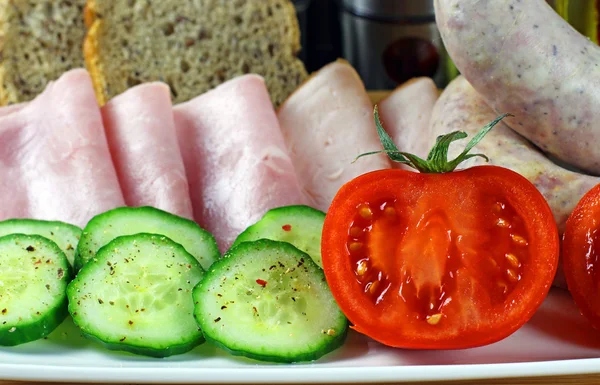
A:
2,288,600,384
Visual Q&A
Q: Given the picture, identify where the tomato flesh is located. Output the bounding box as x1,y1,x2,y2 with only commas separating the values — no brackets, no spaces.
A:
322,166,559,349
563,183,600,330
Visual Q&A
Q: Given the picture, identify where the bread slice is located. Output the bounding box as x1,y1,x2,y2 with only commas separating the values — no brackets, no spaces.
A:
0,0,87,105
84,0,307,106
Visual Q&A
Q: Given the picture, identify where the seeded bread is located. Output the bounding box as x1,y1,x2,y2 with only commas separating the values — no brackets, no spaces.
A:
83,0,307,106
0,0,86,105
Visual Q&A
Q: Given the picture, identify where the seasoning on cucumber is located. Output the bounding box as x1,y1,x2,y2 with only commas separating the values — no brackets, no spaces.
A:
74,206,219,271
0,218,81,267
193,239,347,363
67,233,205,358
0,234,72,346
231,205,325,267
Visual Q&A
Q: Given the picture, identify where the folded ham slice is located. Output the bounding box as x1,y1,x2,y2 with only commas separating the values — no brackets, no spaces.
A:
0,69,125,227
277,60,391,212
101,82,193,219
378,77,439,161
173,74,306,252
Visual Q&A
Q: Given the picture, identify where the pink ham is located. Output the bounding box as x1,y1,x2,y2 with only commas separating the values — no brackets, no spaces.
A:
0,69,124,227
276,60,391,212
173,74,306,252
378,77,439,161
101,82,193,219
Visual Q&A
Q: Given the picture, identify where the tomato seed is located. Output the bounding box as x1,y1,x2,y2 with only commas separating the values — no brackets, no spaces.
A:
426,313,442,325
349,226,363,238
506,269,519,283
505,253,520,268
510,234,528,246
356,260,368,276
367,280,380,294
384,206,396,217
496,218,510,228
492,202,505,213
348,242,363,252
358,204,373,220
497,280,508,294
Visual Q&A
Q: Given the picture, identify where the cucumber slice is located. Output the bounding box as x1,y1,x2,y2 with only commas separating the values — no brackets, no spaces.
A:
68,233,205,358
232,205,325,267
74,206,219,271
0,234,72,346
0,219,81,267
193,239,347,363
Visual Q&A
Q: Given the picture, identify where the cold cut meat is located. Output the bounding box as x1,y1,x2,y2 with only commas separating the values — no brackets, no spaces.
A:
277,60,391,211
0,69,125,227
378,77,439,161
435,0,600,175
174,74,306,252
101,82,194,219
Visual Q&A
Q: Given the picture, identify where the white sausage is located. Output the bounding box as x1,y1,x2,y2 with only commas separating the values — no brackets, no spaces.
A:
435,0,600,175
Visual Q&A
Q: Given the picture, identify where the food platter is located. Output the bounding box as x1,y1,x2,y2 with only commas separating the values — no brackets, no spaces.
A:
1,288,600,384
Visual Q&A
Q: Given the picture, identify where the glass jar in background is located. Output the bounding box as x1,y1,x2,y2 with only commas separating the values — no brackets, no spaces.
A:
337,0,456,90
292,0,312,64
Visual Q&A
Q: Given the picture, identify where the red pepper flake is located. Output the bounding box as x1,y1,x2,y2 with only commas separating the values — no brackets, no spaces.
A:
282,224,292,232
256,279,267,287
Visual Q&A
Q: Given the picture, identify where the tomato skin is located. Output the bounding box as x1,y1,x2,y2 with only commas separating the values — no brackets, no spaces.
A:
321,165,559,349
563,183,600,330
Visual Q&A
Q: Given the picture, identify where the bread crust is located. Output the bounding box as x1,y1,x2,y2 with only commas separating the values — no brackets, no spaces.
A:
83,0,107,105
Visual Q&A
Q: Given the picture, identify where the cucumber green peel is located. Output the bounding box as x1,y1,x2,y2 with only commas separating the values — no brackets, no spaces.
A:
74,206,220,271
232,205,325,267
0,234,72,346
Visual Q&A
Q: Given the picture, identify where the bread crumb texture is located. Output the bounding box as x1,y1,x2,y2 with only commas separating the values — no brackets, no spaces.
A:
0,0,87,105
85,0,307,106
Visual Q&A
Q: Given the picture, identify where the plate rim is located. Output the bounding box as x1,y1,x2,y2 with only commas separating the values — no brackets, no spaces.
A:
3,358,600,384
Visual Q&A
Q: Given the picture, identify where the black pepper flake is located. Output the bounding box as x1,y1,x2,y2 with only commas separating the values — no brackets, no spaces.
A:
214,317,221,322
45,284,50,290
98,298,104,304
109,301,115,305
221,305,227,309
57,268,64,279
26,245,35,252
128,320,134,325
120,337,126,342
269,265,276,270
1,308,6,314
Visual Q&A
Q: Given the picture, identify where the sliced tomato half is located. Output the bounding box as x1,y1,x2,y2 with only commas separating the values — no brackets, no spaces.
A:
321,166,559,349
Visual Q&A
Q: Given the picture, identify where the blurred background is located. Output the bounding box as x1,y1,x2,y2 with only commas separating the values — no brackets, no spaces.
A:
295,0,598,90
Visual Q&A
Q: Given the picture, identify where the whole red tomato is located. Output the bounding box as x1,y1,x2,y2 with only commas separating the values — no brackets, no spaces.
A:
321,110,559,349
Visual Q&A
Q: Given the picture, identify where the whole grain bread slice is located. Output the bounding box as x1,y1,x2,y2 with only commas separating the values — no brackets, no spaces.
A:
84,0,307,106
0,0,87,105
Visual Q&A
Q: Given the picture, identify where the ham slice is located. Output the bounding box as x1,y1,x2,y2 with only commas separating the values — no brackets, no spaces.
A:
378,77,439,161
101,82,193,219
173,74,306,252
0,69,124,227
277,60,391,212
